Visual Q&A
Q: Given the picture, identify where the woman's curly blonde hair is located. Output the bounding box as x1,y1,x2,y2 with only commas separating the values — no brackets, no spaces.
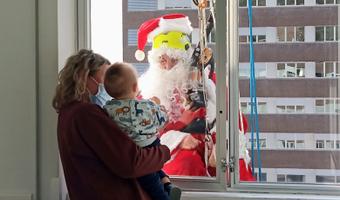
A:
52,49,110,112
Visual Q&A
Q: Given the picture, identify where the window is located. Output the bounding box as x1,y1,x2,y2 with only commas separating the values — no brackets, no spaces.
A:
127,29,137,45
287,175,305,183
276,105,305,113
315,62,340,77
277,174,286,182
276,63,305,78
249,138,267,148
315,98,340,113
277,139,305,149
316,176,336,183
325,140,335,149
241,101,267,113
336,140,340,149
316,26,339,42
277,0,304,5
296,140,305,148
278,140,286,148
128,0,157,11
286,140,295,148
165,0,192,9
316,140,325,149
239,0,266,7
254,172,267,182
277,174,305,183
239,35,266,43
277,27,304,42
316,0,340,4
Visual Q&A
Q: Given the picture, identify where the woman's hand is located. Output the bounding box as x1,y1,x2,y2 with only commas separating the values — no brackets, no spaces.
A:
179,135,201,150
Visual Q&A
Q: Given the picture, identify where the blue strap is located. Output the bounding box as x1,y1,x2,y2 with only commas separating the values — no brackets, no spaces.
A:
247,0,263,181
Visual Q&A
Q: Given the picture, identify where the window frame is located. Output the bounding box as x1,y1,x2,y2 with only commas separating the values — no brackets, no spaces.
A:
277,26,305,42
83,0,340,197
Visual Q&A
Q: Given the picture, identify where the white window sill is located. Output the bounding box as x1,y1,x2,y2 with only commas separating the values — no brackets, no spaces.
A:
182,191,340,200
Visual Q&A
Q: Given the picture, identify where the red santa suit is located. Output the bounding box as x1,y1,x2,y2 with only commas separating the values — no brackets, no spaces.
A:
135,13,254,181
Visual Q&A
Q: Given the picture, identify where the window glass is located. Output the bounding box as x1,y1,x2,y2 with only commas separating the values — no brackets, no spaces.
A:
240,0,247,7
326,0,335,4
239,36,248,43
325,62,334,77
326,26,335,41
296,140,305,148
287,0,295,5
258,0,266,6
277,0,286,5
296,27,304,41
326,140,335,149
277,27,285,41
287,175,305,183
286,27,295,41
296,0,304,5
316,27,324,41
316,176,336,183
277,174,286,182
258,35,266,42
315,62,324,77
316,140,325,149
316,0,324,4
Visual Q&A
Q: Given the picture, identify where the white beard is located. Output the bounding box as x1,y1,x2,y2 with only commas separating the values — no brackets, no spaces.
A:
139,59,192,109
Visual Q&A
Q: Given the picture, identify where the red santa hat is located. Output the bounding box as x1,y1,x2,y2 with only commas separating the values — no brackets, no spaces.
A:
135,13,193,61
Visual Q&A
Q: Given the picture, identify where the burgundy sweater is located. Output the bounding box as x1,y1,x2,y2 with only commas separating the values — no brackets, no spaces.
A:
57,101,170,200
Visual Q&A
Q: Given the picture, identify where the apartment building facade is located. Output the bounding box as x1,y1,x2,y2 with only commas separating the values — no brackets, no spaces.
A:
123,0,340,184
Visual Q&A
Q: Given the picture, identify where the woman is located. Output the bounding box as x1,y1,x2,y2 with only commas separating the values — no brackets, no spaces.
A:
53,49,170,200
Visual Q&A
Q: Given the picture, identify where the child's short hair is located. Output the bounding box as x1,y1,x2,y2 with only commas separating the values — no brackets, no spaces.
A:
104,62,138,98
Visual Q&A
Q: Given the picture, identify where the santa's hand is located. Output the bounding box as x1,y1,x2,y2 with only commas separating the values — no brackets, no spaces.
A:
179,135,201,150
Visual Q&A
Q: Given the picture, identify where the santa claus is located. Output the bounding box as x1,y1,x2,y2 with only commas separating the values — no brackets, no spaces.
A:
136,13,254,181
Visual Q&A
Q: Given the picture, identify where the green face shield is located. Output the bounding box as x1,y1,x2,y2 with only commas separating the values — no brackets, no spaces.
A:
152,31,191,51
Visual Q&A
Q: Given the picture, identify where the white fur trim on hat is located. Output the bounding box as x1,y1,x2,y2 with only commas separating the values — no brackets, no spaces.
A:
147,17,193,42
135,49,145,61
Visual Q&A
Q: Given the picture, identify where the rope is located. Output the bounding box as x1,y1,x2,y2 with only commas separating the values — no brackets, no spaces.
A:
247,0,263,181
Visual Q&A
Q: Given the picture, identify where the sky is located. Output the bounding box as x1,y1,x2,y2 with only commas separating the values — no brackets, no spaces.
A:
91,0,123,63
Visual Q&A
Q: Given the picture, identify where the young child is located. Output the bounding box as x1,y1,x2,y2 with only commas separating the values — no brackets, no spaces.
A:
103,62,181,200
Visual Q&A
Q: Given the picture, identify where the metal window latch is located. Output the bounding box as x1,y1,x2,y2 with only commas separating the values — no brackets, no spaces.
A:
221,156,235,172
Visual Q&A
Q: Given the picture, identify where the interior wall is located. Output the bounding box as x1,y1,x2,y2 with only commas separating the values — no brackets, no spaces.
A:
0,0,70,199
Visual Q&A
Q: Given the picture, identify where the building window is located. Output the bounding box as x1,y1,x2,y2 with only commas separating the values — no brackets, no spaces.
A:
336,140,340,149
287,175,305,183
239,0,266,7
128,0,157,11
241,102,267,114
277,0,304,5
316,26,339,42
315,62,340,77
276,105,305,113
315,98,340,113
316,0,340,4
127,29,137,46
277,27,304,42
164,0,192,9
277,174,305,183
316,175,336,183
296,140,305,148
277,63,305,78
239,35,266,43
277,174,286,182
316,140,325,149
277,140,305,149
325,140,335,149
254,172,267,181
249,138,267,149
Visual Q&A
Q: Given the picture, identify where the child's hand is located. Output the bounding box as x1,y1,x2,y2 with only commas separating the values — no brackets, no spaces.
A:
150,96,161,104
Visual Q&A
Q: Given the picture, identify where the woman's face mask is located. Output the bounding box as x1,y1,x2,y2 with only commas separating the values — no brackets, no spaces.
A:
90,77,112,107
